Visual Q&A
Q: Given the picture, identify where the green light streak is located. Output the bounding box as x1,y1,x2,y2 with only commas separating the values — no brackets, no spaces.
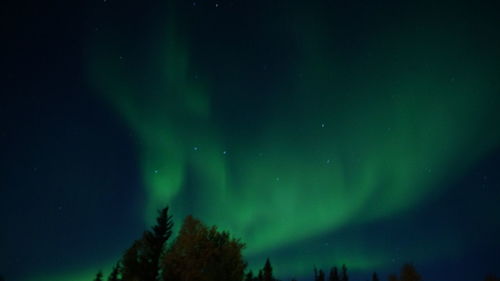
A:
79,2,500,280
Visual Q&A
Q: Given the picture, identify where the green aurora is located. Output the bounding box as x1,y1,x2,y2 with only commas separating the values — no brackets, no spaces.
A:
78,0,500,279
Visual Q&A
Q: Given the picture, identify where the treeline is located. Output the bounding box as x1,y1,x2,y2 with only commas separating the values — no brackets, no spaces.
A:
88,206,498,281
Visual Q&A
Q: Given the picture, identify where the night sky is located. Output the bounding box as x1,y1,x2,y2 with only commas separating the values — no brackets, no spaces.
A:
1,0,500,281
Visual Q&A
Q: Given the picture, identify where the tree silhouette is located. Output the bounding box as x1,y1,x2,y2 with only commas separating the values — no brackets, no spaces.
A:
329,267,339,281
162,215,246,281
93,271,104,281
143,206,173,281
245,271,254,281
122,239,145,281
318,269,325,281
341,265,348,281
372,272,379,281
399,264,421,281
388,273,398,281
485,275,500,281
121,207,173,281
263,258,274,281
108,263,121,281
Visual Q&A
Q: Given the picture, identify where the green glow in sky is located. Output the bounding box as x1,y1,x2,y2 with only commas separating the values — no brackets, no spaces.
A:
85,1,500,277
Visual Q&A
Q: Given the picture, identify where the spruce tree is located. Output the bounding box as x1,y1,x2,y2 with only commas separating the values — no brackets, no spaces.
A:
263,258,274,281
108,264,121,281
144,206,173,281
318,269,325,281
372,272,379,281
341,265,348,281
329,267,339,281
93,271,103,281
245,271,254,281
122,240,144,281
121,206,173,281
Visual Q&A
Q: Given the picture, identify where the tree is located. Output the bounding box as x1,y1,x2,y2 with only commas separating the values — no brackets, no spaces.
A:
341,265,348,281
122,240,145,281
388,274,398,281
399,264,421,281
245,271,254,281
263,258,274,281
94,271,104,281
162,215,246,281
108,263,121,281
143,206,173,281
121,206,173,281
372,272,379,281
318,269,325,281
329,267,339,281
485,275,500,281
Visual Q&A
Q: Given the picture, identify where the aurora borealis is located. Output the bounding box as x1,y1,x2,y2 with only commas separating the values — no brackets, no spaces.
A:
1,0,500,281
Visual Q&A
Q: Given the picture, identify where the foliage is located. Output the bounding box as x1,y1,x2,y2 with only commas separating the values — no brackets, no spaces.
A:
399,264,421,281
162,215,246,281
329,267,339,281
93,271,103,281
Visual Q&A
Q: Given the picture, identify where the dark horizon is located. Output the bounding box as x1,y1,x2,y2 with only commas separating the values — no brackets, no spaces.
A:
1,0,500,280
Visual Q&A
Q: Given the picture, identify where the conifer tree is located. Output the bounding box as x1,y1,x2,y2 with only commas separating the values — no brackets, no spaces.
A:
108,263,121,281
329,267,339,281
122,240,144,281
318,269,325,281
263,258,274,281
143,206,173,281
121,206,173,281
245,271,254,281
93,271,103,281
372,272,379,281
341,265,348,281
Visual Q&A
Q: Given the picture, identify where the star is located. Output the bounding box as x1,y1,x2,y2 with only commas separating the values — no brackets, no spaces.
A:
193,146,199,151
